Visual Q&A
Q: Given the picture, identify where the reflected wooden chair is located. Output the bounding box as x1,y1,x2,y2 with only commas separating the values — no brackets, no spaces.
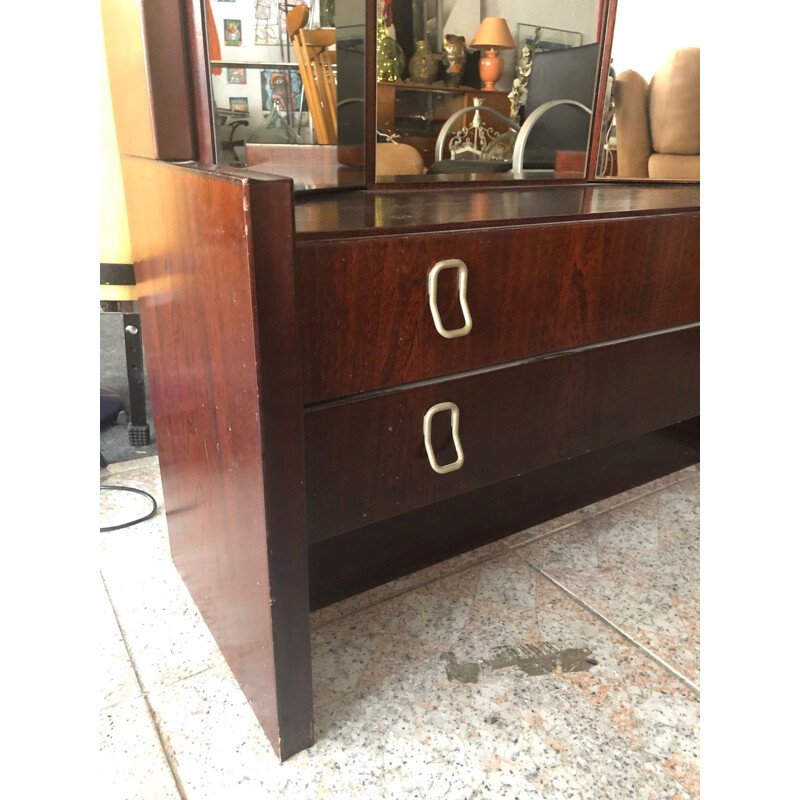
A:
287,4,337,145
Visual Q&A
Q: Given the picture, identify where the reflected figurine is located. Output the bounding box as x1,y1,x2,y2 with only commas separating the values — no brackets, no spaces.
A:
442,34,467,88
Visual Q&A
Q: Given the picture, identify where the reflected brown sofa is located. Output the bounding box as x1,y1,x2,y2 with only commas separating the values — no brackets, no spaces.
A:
613,47,699,180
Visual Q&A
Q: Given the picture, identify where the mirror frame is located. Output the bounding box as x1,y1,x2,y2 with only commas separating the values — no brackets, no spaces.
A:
365,0,618,190
586,0,617,183
182,0,700,192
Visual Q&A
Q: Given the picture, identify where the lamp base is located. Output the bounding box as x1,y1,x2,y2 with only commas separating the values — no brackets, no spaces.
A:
478,48,504,91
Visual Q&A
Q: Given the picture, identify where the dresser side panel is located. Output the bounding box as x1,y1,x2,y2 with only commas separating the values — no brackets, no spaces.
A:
121,159,312,760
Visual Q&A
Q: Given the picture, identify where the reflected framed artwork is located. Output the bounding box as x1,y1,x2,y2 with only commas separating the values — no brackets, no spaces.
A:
517,24,582,54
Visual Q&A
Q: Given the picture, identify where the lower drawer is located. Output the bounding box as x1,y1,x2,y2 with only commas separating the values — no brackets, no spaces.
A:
304,325,699,542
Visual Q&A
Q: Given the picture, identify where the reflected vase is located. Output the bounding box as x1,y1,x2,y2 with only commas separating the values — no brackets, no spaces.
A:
408,40,437,85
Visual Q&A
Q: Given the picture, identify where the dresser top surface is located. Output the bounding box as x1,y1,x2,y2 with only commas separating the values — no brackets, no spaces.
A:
292,183,700,241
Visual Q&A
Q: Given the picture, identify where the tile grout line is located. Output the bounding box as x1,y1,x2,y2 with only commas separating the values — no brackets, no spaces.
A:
100,662,224,713
101,572,191,800
526,561,700,696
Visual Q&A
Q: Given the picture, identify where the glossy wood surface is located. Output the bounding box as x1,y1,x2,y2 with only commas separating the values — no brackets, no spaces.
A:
297,212,699,402
309,416,699,609
247,144,343,167
121,159,313,761
243,159,366,192
248,177,316,758
305,326,699,541
293,183,699,238
183,0,216,164
101,0,195,160
555,150,589,175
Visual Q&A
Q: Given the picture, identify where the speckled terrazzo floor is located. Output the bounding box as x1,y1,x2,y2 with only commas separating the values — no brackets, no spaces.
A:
100,457,700,800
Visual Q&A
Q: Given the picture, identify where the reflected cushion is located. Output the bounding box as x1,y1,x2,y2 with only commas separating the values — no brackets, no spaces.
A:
614,70,652,178
649,47,700,155
376,143,426,177
648,153,700,180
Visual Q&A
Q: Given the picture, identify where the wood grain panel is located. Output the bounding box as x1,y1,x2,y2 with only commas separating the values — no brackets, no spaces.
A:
101,0,195,160
183,0,216,164
121,158,313,761
297,213,699,402
293,184,699,239
248,177,316,759
304,325,699,541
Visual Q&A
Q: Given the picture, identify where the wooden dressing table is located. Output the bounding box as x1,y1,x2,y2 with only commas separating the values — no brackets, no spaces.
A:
103,0,699,761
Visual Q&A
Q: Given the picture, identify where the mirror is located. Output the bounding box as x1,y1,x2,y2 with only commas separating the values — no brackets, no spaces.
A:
203,0,366,191
373,1,606,184
595,0,699,181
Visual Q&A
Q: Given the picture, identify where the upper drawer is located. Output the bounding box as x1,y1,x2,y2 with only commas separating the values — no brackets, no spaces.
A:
295,213,699,403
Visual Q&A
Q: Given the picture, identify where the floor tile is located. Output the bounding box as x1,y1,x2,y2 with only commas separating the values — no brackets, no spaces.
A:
100,695,182,800
100,544,227,691
101,460,164,503
99,575,141,709
100,471,226,692
147,552,698,799
103,455,161,478
516,477,700,685
100,460,699,799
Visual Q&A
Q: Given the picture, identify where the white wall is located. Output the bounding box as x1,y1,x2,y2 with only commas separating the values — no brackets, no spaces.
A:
100,24,131,265
485,0,600,44
481,0,603,91
609,0,700,81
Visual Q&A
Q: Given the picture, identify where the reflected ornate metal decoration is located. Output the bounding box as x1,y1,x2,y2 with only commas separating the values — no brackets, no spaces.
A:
447,99,502,160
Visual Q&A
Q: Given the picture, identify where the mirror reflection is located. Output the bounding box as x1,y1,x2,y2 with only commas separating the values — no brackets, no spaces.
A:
596,0,699,181
204,0,365,190
374,1,605,182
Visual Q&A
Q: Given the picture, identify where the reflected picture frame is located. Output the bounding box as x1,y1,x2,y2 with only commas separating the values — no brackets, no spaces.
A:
517,24,582,55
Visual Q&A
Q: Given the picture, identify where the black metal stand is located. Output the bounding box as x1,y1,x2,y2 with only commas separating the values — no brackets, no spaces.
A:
122,312,151,446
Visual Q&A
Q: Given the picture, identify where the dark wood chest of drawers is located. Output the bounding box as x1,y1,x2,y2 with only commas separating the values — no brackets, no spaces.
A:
123,161,700,760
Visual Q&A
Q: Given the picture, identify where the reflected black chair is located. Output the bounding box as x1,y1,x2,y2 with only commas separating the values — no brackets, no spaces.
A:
429,42,600,176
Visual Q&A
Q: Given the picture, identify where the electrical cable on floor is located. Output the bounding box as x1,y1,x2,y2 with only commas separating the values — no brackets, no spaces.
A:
100,484,159,532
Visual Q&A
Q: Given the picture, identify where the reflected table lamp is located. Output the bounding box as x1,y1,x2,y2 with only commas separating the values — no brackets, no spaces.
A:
470,17,516,91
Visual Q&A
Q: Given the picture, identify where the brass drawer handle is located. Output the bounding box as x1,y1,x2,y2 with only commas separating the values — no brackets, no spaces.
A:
423,402,465,474
428,259,473,339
